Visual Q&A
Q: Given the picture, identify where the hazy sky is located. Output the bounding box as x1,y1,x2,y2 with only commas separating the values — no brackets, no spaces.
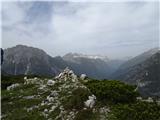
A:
1,1,159,59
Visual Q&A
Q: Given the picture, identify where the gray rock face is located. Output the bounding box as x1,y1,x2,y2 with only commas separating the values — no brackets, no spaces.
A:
63,53,112,79
112,48,159,80
2,45,66,76
112,49,160,97
2,45,113,79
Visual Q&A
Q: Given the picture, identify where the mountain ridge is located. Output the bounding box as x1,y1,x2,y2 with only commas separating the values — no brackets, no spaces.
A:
112,49,160,97
2,45,113,79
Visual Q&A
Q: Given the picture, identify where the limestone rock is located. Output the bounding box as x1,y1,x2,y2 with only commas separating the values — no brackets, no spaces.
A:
84,95,96,108
80,74,87,80
47,80,55,86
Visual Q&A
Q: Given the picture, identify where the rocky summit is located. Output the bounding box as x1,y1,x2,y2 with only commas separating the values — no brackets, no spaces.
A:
2,68,111,120
2,68,160,120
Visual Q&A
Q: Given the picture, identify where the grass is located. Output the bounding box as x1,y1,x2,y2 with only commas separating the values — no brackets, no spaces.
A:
1,75,160,120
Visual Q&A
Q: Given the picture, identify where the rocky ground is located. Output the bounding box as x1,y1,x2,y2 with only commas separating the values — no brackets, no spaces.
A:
1,68,110,120
2,68,160,120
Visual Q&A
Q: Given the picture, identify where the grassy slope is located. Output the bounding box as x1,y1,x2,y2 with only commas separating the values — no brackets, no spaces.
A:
1,76,160,120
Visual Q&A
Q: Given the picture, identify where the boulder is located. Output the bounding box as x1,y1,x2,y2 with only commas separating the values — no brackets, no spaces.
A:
80,74,87,80
47,80,55,86
84,95,96,108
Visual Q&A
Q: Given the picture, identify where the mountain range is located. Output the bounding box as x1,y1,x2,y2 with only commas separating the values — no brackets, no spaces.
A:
2,45,118,79
2,45,67,76
2,45,160,96
112,48,160,97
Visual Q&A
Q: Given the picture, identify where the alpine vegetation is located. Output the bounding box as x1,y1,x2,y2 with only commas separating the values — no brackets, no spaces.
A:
2,68,160,120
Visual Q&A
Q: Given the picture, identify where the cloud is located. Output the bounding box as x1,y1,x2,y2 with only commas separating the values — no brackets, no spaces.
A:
1,1,159,59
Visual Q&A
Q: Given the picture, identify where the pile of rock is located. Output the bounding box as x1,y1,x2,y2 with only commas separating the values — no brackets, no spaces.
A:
12,68,100,119
55,67,78,82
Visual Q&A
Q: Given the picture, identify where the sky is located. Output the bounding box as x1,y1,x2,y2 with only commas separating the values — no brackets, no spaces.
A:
1,1,159,59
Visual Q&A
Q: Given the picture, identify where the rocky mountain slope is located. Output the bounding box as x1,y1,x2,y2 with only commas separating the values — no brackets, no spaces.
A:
2,45,67,76
137,52,160,97
112,48,160,97
2,45,115,79
113,48,159,79
63,53,112,79
1,68,109,120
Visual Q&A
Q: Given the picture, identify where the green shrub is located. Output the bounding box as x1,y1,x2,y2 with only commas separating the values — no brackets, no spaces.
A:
1,75,24,90
74,109,98,120
4,109,45,120
108,101,160,120
85,80,139,103
1,75,52,90
63,87,91,110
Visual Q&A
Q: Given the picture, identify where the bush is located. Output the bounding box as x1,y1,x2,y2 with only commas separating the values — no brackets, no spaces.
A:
74,109,98,120
1,75,52,90
1,75,24,90
63,87,91,110
108,101,160,120
85,80,139,103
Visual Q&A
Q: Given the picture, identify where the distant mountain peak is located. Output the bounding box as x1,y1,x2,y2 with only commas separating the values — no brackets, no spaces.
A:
2,45,65,76
112,48,160,97
63,52,109,61
2,45,112,79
